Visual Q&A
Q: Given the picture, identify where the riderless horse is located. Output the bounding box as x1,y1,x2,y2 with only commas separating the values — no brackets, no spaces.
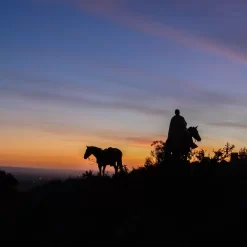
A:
84,146,123,176
165,126,201,161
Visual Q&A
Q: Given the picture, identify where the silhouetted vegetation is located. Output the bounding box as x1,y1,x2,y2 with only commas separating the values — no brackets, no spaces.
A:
0,170,19,192
1,141,247,245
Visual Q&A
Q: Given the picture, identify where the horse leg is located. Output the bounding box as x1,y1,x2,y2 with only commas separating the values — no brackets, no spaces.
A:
114,165,118,175
117,156,123,172
102,165,106,176
98,164,102,176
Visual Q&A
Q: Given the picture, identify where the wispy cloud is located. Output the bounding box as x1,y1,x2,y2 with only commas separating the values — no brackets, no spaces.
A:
66,0,247,64
8,114,163,147
2,65,246,112
0,84,172,117
97,133,167,147
208,121,247,129
65,135,160,147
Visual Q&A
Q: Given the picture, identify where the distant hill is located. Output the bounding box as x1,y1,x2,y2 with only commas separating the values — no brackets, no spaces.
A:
0,166,84,176
0,166,87,191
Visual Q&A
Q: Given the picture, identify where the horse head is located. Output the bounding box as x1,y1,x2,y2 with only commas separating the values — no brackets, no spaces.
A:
188,126,201,142
84,146,92,159
84,146,102,159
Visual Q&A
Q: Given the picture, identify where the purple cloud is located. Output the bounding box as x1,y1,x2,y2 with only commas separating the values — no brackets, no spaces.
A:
1,67,247,115
64,0,247,64
209,121,247,129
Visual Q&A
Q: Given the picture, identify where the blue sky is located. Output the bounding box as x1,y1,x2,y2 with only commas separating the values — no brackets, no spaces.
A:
1,0,247,169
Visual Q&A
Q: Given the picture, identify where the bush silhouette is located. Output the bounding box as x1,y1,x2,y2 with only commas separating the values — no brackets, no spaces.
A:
0,170,19,190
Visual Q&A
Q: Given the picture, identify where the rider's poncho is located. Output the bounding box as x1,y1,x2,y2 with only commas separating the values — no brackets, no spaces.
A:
168,115,187,144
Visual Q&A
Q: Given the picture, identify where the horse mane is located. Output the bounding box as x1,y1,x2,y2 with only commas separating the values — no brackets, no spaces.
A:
88,146,102,152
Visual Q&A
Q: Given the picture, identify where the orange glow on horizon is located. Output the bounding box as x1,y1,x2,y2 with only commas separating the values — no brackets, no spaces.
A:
0,141,226,171
0,125,242,171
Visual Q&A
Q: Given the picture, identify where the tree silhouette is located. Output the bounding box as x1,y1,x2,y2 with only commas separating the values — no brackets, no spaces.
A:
239,147,247,160
144,140,166,166
195,149,206,162
212,142,235,162
187,149,197,162
144,157,155,167
121,164,129,174
0,170,19,188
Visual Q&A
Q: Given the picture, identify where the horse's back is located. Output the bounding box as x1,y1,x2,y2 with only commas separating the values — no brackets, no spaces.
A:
101,147,122,162
106,147,122,155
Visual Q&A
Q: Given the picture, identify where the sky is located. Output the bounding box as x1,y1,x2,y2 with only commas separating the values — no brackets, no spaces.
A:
1,0,247,171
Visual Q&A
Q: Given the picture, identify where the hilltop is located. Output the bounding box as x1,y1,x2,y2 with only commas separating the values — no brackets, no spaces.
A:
1,154,247,246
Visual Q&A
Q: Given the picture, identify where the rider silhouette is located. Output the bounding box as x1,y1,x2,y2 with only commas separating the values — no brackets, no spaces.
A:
167,109,197,149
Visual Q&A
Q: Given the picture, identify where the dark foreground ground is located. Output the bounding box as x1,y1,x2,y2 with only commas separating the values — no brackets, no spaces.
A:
1,160,247,246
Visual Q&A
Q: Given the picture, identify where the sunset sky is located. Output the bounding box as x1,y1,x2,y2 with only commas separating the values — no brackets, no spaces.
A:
1,0,247,171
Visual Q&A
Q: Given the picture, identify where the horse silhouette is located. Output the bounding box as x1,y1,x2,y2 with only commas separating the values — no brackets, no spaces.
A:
84,146,123,176
165,126,201,160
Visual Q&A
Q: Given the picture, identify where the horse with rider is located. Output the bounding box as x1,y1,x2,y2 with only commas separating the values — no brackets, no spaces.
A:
165,109,201,160
83,109,201,172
